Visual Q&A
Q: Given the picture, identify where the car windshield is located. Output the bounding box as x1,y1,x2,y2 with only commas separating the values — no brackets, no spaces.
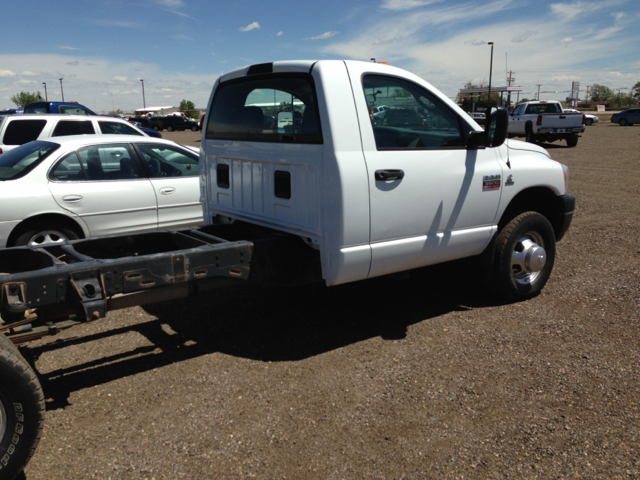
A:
0,141,60,180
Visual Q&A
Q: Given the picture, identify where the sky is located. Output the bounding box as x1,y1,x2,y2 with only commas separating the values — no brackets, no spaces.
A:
1,0,639,113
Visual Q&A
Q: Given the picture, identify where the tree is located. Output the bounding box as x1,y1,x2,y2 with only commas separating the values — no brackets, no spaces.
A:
10,91,42,108
588,83,613,103
279,101,292,112
631,81,640,102
179,99,198,119
456,81,500,112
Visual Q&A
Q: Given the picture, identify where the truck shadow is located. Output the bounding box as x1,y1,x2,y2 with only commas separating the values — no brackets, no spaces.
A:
21,262,510,410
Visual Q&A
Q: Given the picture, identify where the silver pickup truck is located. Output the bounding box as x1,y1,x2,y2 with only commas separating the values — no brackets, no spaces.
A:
508,100,585,147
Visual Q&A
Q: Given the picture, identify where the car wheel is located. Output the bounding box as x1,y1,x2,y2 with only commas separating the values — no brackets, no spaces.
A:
153,125,160,131
492,212,556,301
585,118,593,126
167,126,174,132
191,126,198,132
12,224,80,247
566,137,578,148
0,333,45,480
620,119,628,126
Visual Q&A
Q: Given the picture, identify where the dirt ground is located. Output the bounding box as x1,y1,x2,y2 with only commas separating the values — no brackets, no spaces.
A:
17,122,640,479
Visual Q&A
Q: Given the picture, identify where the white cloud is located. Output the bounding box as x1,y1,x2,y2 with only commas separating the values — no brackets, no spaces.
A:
22,71,39,76
172,34,193,41
277,31,283,36
111,76,128,82
66,61,80,66
305,31,339,40
380,0,442,11
0,70,16,77
59,46,81,51
239,22,260,32
153,0,184,7
19,80,36,85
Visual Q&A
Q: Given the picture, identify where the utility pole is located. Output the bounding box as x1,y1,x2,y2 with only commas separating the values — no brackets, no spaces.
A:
536,84,542,101
507,71,515,87
42,82,48,101
59,78,64,101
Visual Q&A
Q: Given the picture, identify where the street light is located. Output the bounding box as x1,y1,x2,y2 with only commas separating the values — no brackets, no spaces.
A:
59,78,64,101
140,79,146,109
42,82,47,101
371,58,376,63
487,42,494,112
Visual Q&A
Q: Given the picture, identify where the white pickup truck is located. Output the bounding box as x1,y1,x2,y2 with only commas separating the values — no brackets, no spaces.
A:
508,100,585,147
0,60,575,480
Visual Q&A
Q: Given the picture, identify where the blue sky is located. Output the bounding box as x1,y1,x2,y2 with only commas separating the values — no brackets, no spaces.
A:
1,0,638,112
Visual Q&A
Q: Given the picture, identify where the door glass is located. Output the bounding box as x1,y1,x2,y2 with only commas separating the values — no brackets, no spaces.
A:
52,120,95,137
58,105,92,115
135,144,199,178
50,152,86,181
363,75,466,149
98,121,144,136
76,144,141,180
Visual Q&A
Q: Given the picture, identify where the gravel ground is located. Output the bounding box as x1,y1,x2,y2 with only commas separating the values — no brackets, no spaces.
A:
17,122,640,479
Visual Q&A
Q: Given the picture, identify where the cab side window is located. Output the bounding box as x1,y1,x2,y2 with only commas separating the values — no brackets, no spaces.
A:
59,106,92,115
363,75,466,150
98,121,144,136
2,120,47,145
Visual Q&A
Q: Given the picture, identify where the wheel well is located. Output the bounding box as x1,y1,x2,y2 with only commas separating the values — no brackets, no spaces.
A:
498,187,566,240
7,214,85,247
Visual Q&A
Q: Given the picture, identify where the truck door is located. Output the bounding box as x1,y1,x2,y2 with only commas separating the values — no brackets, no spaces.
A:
346,66,504,279
509,103,526,134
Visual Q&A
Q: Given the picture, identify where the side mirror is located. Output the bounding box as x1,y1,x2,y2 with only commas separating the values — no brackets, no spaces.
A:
485,106,508,147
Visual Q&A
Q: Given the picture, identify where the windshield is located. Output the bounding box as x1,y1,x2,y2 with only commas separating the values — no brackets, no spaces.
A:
0,141,60,180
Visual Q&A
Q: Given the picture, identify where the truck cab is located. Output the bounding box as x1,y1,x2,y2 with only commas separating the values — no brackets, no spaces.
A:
201,60,573,298
23,101,97,116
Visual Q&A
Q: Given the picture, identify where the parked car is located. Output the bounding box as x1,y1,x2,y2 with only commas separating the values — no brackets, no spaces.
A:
563,108,599,126
0,114,150,155
23,101,97,115
0,135,203,247
149,115,200,132
610,108,640,126
0,109,23,115
468,112,486,126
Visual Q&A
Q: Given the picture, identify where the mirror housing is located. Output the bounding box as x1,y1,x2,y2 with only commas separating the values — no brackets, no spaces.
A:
485,106,508,148
467,131,486,150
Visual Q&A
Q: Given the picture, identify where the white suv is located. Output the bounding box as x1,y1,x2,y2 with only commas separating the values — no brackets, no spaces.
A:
0,114,148,155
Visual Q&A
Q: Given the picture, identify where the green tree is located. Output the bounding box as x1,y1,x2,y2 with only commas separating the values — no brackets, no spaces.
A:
10,91,42,108
179,99,198,119
631,81,640,101
456,81,500,111
588,83,613,103
279,101,292,112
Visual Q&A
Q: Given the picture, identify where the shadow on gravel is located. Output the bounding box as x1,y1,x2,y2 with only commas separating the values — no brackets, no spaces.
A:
22,262,511,410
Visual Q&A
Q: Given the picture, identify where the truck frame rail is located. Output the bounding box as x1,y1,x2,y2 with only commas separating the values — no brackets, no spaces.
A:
0,227,253,345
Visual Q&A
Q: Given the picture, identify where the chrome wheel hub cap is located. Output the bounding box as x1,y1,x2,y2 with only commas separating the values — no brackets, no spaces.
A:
511,232,546,285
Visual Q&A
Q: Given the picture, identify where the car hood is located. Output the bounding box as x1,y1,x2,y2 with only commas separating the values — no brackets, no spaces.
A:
505,138,551,159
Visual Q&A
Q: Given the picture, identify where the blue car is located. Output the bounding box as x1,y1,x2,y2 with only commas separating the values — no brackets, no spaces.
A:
610,108,640,126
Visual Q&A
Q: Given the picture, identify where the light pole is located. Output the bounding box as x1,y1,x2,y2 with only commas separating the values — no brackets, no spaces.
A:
59,78,64,101
370,58,376,63
140,79,146,109
536,84,542,101
42,82,48,101
487,42,494,112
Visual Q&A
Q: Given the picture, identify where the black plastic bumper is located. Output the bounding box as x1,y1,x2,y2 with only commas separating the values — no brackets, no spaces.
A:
556,194,575,241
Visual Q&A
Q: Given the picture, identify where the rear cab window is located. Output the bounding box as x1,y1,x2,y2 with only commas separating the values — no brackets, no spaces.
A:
206,73,322,144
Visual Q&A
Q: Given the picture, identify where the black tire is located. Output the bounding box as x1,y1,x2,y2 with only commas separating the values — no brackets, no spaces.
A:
585,118,593,126
566,137,578,148
11,223,79,248
153,125,160,131
492,212,556,301
191,125,198,132
619,118,628,126
167,126,174,132
0,334,45,480
525,124,536,143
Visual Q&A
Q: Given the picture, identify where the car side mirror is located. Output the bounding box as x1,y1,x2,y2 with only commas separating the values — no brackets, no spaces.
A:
485,106,508,148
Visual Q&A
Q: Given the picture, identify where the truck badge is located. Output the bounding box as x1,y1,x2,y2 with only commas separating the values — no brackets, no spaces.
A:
482,175,501,191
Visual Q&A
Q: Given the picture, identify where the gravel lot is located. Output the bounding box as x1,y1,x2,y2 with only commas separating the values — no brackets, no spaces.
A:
18,122,640,479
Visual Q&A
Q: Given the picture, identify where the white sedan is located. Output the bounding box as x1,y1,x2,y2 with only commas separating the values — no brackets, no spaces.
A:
0,135,203,247
563,108,599,126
